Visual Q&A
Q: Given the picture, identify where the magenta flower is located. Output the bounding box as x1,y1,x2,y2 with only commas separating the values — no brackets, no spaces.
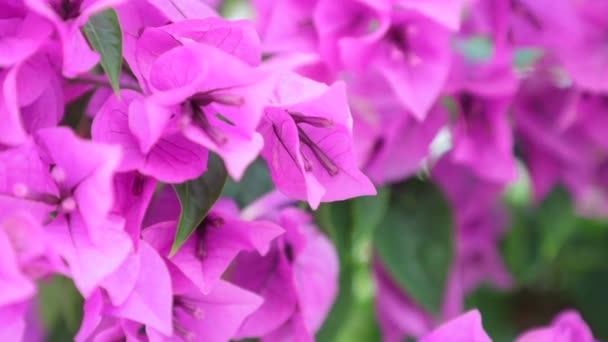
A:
253,0,319,54
419,309,491,342
77,240,173,340
232,207,339,341
260,72,376,209
0,50,63,146
131,22,272,179
147,276,263,342
143,197,284,294
0,2,53,67
92,90,209,183
0,128,132,296
349,71,447,184
515,310,596,342
557,1,608,92
111,171,158,248
394,0,464,31
337,7,452,120
25,0,126,77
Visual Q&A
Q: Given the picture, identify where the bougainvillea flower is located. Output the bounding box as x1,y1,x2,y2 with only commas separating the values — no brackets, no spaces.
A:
147,276,262,342
232,207,339,341
92,90,209,183
557,1,608,92
111,172,158,249
45,214,132,297
0,128,122,242
507,0,581,49
0,229,36,309
433,155,512,293
77,241,173,340
338,9,452,120
147,0,217,22
143,198,284,294
394,0,464,31
0,303,31,341
513,72,590,201
33,127,122,241
260,72,375,209
419,309,491,342
515,310,596,342
0,50,63,146
253,0,319,54
0,2,53,67
25,0,126,77
0,210,60,291
133,24,271,179
450,93,518,183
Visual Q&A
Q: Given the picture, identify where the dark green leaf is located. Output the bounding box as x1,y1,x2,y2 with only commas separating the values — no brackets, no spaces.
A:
171,154,227,256
83,9,123,95
37,275,83,341
374,178,454,315
465,286,518,342
222,159,274,207
352,187,390,246
315,200,356,342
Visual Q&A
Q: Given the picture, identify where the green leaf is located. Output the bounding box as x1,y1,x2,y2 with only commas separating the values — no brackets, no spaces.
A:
315,201,356,342
465,286,517,342
83,9,123,96
352,188,390,246
374,178,454,315
222,158,274,207
170,154,227,256
37,275,83,341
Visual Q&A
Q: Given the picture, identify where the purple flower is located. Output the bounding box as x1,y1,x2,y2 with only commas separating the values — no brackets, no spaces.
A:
515,310,596,342
253,0,319,54
130,21,272,179
0,49,63,146
0,2,53,67
231,207,339,341
25,0,127,77
0,128,132,296
259,72,376,209
143,197,284,294
349,71,447,184
336,6,453,120
77,240,173,340
419,309,491,342
92,90,209,183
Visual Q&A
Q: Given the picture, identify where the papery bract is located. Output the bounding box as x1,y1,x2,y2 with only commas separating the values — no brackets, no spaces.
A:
260,72,376,209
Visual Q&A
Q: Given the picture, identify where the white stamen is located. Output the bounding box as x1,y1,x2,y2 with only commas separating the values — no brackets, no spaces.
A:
60,197,77,212
408,54,422,66
51,167,66,183
12,183,29,198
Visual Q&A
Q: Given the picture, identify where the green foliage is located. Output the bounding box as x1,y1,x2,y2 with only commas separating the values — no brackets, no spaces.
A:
171,154,227,256
37,276,83,341
222,159,275,207
495,186,608,340
374,179,454,315
83,9,123,95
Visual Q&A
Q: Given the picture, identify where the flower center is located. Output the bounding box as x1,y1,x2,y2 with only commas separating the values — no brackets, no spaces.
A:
172,295,204,341
11,166,77,217
50,0,82,21
386,25,421,65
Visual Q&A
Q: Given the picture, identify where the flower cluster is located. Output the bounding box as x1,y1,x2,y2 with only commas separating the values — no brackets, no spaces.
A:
1,0,607,340
1,0,366,340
